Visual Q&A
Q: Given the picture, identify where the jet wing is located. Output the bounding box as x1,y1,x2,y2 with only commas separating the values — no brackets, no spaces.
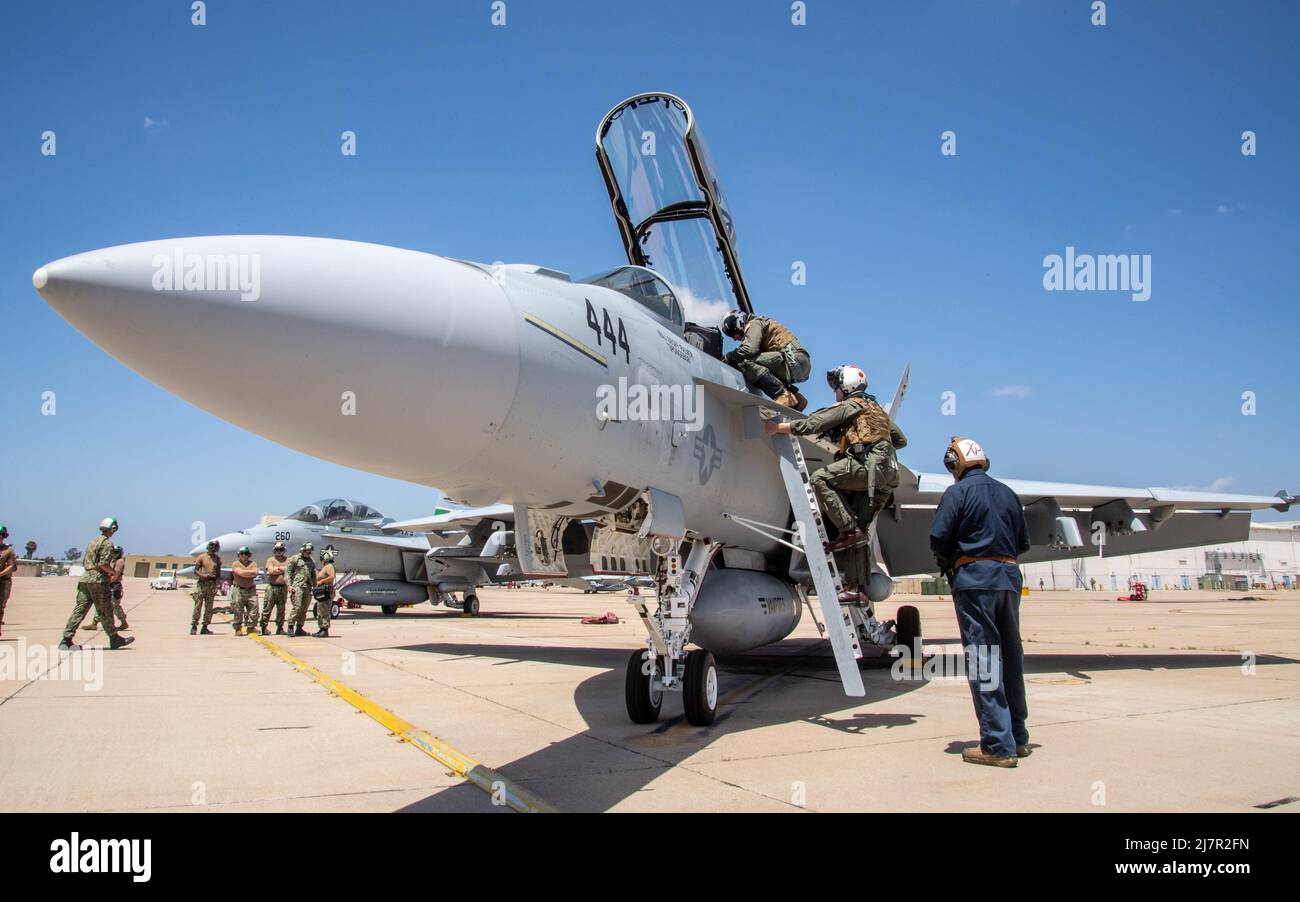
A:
897,473,1292,513
382,503,515,534
879,472,1293,577
319,531,431,551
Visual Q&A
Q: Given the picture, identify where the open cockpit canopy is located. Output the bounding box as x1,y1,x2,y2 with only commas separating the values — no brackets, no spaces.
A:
596,93,752,324
287,499,383,524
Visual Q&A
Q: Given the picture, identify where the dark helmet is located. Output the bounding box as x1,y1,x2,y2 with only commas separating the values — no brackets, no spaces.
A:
0,524,7,538
300,542,314,553
206,539,220,552
721,309,749,340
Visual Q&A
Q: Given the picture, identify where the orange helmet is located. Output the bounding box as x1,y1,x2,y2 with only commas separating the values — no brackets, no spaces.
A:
943,436,989,478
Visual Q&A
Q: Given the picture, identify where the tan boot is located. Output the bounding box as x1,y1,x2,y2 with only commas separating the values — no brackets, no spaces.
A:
789,388,808,411
774,390,799,409
962,747,1017,768
1017,744,1032,758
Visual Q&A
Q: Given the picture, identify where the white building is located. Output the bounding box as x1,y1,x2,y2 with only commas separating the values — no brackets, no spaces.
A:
1021,521,1300,592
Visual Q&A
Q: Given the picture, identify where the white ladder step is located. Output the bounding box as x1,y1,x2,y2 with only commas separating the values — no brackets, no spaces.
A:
773,433,865,696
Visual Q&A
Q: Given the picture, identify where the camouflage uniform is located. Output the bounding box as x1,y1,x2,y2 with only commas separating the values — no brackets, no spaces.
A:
63,535,121,644
285,553,317,631
788,393,906,536
230,556,260,633
260,554,289,632
191,550,222,630
91,555,127,631
724,316,811,394
315,561,336,633
0,540,16,627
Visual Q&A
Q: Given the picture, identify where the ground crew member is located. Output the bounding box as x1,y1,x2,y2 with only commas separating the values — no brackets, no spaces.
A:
260,542,289,635
313,549,337,637
191,539,222,635
765,366,906,600
285,543,316,637
929,436,1031,768
60,518,134,651
91,545,129,632
230,546,260,635
0,525,15,639
721,310,811,410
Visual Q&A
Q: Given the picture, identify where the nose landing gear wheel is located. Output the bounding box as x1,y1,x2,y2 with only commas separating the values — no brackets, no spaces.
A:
683,649,719,726
462,594,480,617
625,649,663,723
894,605,922,654
381,605,397,616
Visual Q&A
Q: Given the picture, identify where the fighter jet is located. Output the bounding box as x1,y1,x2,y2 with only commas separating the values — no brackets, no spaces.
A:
33,92,1293,726
187,499,518,617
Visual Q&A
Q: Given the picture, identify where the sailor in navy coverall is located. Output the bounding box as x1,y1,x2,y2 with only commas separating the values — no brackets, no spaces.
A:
929,437,1032,767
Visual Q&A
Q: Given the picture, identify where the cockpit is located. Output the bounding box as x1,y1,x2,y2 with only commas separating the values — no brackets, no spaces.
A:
287,499,383,524
581,265,683,326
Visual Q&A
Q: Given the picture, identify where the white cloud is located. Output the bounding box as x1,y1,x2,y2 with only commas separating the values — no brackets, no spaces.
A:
1173,477,1236,493
990,385,1031,398
675,285,731,326
144,115,169,132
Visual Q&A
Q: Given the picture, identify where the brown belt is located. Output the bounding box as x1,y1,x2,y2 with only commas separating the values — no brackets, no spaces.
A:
954,555,1017,569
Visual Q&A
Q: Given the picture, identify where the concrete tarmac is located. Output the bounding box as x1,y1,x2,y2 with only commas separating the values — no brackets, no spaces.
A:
1,577,1297,812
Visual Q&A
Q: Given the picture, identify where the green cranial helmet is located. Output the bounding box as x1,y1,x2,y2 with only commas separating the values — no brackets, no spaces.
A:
238,546,251,556
0,524,7,538
300,542,314,553
99,517,118,532
112,545,124,556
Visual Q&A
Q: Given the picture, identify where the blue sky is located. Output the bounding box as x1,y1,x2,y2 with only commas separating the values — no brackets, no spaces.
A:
2,0,1297,554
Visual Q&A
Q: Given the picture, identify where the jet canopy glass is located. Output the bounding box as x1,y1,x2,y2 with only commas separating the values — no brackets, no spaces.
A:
596,93,752,324
287,499,382,524
582,265,683,325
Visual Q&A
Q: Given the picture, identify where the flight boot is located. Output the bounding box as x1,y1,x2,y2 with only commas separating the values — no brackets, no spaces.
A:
827,529,867,552
962,747,1017,768
199,627,214,635
311,629,329,638
108,635,135,650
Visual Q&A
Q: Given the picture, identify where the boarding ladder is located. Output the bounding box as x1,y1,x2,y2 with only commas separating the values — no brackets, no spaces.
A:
726,431,866,696
774,433,867,696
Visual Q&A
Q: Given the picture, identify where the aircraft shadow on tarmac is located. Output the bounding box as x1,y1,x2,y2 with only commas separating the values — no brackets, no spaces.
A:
385,638,1296,812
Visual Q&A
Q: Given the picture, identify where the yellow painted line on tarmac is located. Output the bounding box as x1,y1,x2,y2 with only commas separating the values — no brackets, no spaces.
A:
250,634,557,813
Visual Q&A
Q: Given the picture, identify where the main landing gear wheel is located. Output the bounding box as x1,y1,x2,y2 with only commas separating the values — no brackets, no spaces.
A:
894,605,922,654
683,649,719,726
625,650,663,724
381,605,397,616
330,601,341,620
462,594,481,617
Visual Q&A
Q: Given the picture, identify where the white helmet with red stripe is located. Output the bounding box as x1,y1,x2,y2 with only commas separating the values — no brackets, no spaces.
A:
826,364,867,394
943,436,989,478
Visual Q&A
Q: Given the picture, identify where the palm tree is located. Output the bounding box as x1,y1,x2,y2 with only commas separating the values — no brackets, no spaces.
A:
24,541,37,559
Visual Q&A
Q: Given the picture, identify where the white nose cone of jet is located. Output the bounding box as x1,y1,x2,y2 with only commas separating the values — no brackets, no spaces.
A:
34,237,521,501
